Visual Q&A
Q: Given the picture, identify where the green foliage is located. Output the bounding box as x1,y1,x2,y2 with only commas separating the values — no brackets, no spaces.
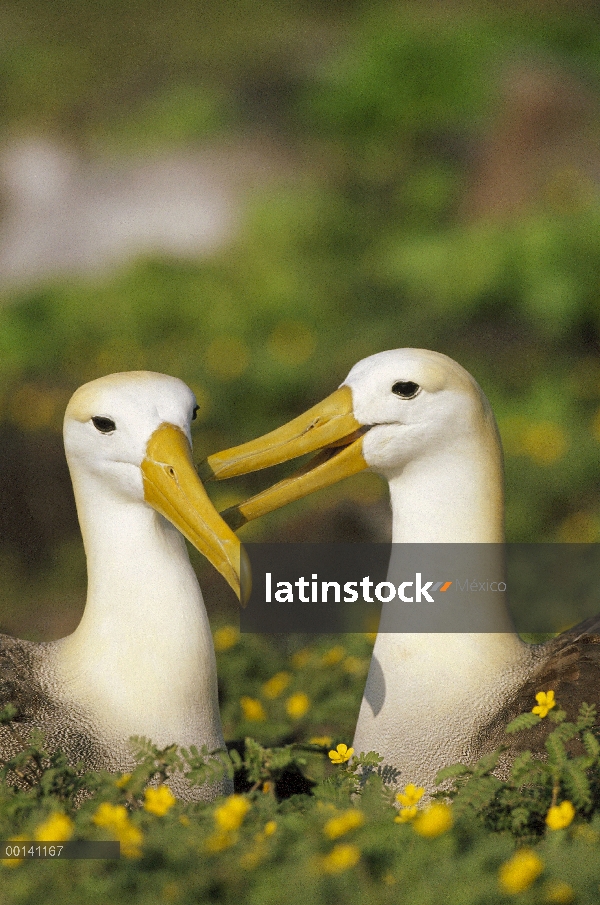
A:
0,685,599,902
437,701,600,844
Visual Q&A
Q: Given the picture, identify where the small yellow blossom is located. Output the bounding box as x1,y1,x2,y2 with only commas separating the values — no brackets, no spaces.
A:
310,736,332,748
286,692,310,719
499,848,544,894
214,795,251,833
213,625,239,652
324,809,364,840
321,646,345,666
291,648,311,669
144,785,177,817
35,812,74,843
328,743,354,764
240,696,267,722
263,820,277,837
545,801,575,831
93,803,142,858
93,802,130,829
179,816,190,827
115,773,132,789
395,808,417,823
532,690,556,718
321,843,360,873
262,672,291,699
396,783,425,808
262,781,272,794
544,879,575,903
413,802,453,838
1,836,27,868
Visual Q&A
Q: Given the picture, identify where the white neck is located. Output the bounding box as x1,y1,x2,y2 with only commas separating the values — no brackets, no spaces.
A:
53,470,223,751
354,419,532,786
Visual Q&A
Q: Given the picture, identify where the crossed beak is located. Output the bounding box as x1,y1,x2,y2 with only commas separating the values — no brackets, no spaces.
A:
141,423,251,603
198,385,369,529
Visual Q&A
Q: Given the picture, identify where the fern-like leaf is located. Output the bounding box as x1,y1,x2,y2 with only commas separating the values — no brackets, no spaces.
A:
505,713,542,734
576,703,597,731
582,730,600,761
562,762,591,810
435,763,472,785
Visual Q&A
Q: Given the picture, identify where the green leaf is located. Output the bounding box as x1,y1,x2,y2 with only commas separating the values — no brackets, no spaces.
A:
435,763,472,785
505,713,542,734
562,762,591,810
582,730,600,761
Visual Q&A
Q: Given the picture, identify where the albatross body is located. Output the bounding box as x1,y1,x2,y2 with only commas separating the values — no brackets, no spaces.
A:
0,372,245,800
202,349,600,790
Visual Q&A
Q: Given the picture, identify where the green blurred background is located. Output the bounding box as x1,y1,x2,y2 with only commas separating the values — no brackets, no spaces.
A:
1,0,600,641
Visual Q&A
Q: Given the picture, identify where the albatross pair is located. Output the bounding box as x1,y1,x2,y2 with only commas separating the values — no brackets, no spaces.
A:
206,348,600,791
0,372,247,800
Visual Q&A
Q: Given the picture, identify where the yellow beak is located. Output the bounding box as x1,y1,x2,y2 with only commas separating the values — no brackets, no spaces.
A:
141,423,250,603
199,386,369,529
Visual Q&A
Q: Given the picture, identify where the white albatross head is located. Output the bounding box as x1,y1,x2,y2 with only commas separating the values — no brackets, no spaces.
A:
64,371,247,598
198,349,502,532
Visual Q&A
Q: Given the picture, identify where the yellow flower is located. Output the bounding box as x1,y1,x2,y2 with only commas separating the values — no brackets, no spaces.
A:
396,783,425,808
93,803,129,829
179,816,190,826
321,843,360,874
286,692,310,719
324,809,365,840
499,848,544,894
532,690,556,718
309,736,332,748
213,625,239,652
35,812,74,842
262,671,291,699
544,879,575,903
263,820,277,837
115,773,132,789
545,801,575,831
321,646,345,666
262,781,272,794
291,648,311,669
240,696,267,721
144,785,177,817
93,803,142,858
328,743,354,764
395,783,425,823
413,803,453,838
214,795,251,833
394,808,417,823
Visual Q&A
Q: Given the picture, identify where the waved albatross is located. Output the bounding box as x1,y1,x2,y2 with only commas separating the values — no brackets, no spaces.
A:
0,372,246,800
200,348,600,790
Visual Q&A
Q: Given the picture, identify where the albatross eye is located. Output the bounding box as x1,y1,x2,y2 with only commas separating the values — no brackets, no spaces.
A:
392,381,420,399
192,405,199,421
92,416,116,433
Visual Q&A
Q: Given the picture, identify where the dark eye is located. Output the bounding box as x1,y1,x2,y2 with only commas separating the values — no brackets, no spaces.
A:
392,381,420,399
92,416,116,433
192,405,199,421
